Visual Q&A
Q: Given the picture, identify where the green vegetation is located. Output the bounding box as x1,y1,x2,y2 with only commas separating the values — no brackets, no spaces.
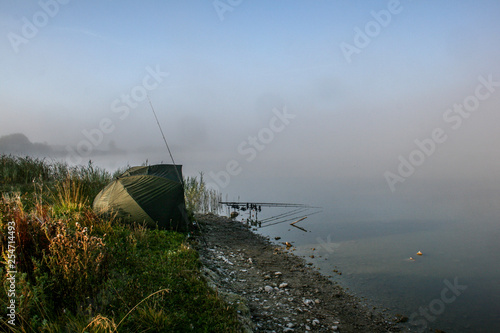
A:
0,155,241,332
184,172,222,215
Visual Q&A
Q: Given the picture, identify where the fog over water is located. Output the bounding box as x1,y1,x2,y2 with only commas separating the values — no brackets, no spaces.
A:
2,1,500,331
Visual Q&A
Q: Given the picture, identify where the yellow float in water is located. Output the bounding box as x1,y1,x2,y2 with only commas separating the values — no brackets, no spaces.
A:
416,251,423,256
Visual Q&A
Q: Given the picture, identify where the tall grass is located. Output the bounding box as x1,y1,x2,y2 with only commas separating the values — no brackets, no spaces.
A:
0,155,111,207
0,156,241,332
184,172,222,214
0,155,52,185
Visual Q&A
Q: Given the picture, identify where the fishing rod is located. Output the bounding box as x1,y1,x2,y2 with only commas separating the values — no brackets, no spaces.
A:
259,205,322,224
220,201,314,208
259,207,308,221
261,214,308,227
147,95,183,185
260,209,323,228
259,207,309,223
147,96,208,243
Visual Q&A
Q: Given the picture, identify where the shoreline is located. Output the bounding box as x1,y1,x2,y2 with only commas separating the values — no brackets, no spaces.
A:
195,213,408,332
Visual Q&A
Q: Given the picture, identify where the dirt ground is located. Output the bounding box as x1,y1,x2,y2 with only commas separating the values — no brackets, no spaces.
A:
194,213,411,333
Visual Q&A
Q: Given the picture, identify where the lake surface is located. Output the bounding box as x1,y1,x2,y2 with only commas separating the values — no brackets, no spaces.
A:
249,191,500,332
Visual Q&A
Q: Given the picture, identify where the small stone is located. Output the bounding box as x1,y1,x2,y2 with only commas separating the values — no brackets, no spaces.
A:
286,322,295,328
395,314,409,323
283,328,294,332
264,286,273,293
275,271,282,276
305,325,311,330
279,283,289,288
314,299,320,304
332,325,338,331
303,299,314,306
264,275,271,280
312,319,320,326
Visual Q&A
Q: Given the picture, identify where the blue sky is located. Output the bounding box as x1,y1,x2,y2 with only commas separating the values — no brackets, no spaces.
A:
1,0,500,194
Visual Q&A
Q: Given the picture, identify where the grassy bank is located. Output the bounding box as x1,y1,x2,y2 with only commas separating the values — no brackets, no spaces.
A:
0,155,241,332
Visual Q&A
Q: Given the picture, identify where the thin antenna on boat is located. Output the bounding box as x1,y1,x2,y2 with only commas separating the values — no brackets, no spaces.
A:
147,96,207,244
147,95,183,184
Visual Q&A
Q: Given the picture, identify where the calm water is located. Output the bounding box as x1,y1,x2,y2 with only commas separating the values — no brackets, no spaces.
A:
255,216,499,332
252,197,500,332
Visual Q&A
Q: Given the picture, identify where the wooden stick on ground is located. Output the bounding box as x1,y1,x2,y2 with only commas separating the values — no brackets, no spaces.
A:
290,224,308,232
290,216,307,225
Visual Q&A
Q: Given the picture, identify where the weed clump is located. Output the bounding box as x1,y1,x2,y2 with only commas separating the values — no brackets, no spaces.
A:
184,172,222,214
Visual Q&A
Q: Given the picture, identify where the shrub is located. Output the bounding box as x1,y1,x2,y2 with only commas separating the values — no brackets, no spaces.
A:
42,221,107,311
0,194,50,276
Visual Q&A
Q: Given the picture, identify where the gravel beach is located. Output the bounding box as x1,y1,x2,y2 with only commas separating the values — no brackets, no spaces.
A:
195,213,410,333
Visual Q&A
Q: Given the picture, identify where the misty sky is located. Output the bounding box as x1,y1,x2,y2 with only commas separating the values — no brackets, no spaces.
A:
2,0,500,199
